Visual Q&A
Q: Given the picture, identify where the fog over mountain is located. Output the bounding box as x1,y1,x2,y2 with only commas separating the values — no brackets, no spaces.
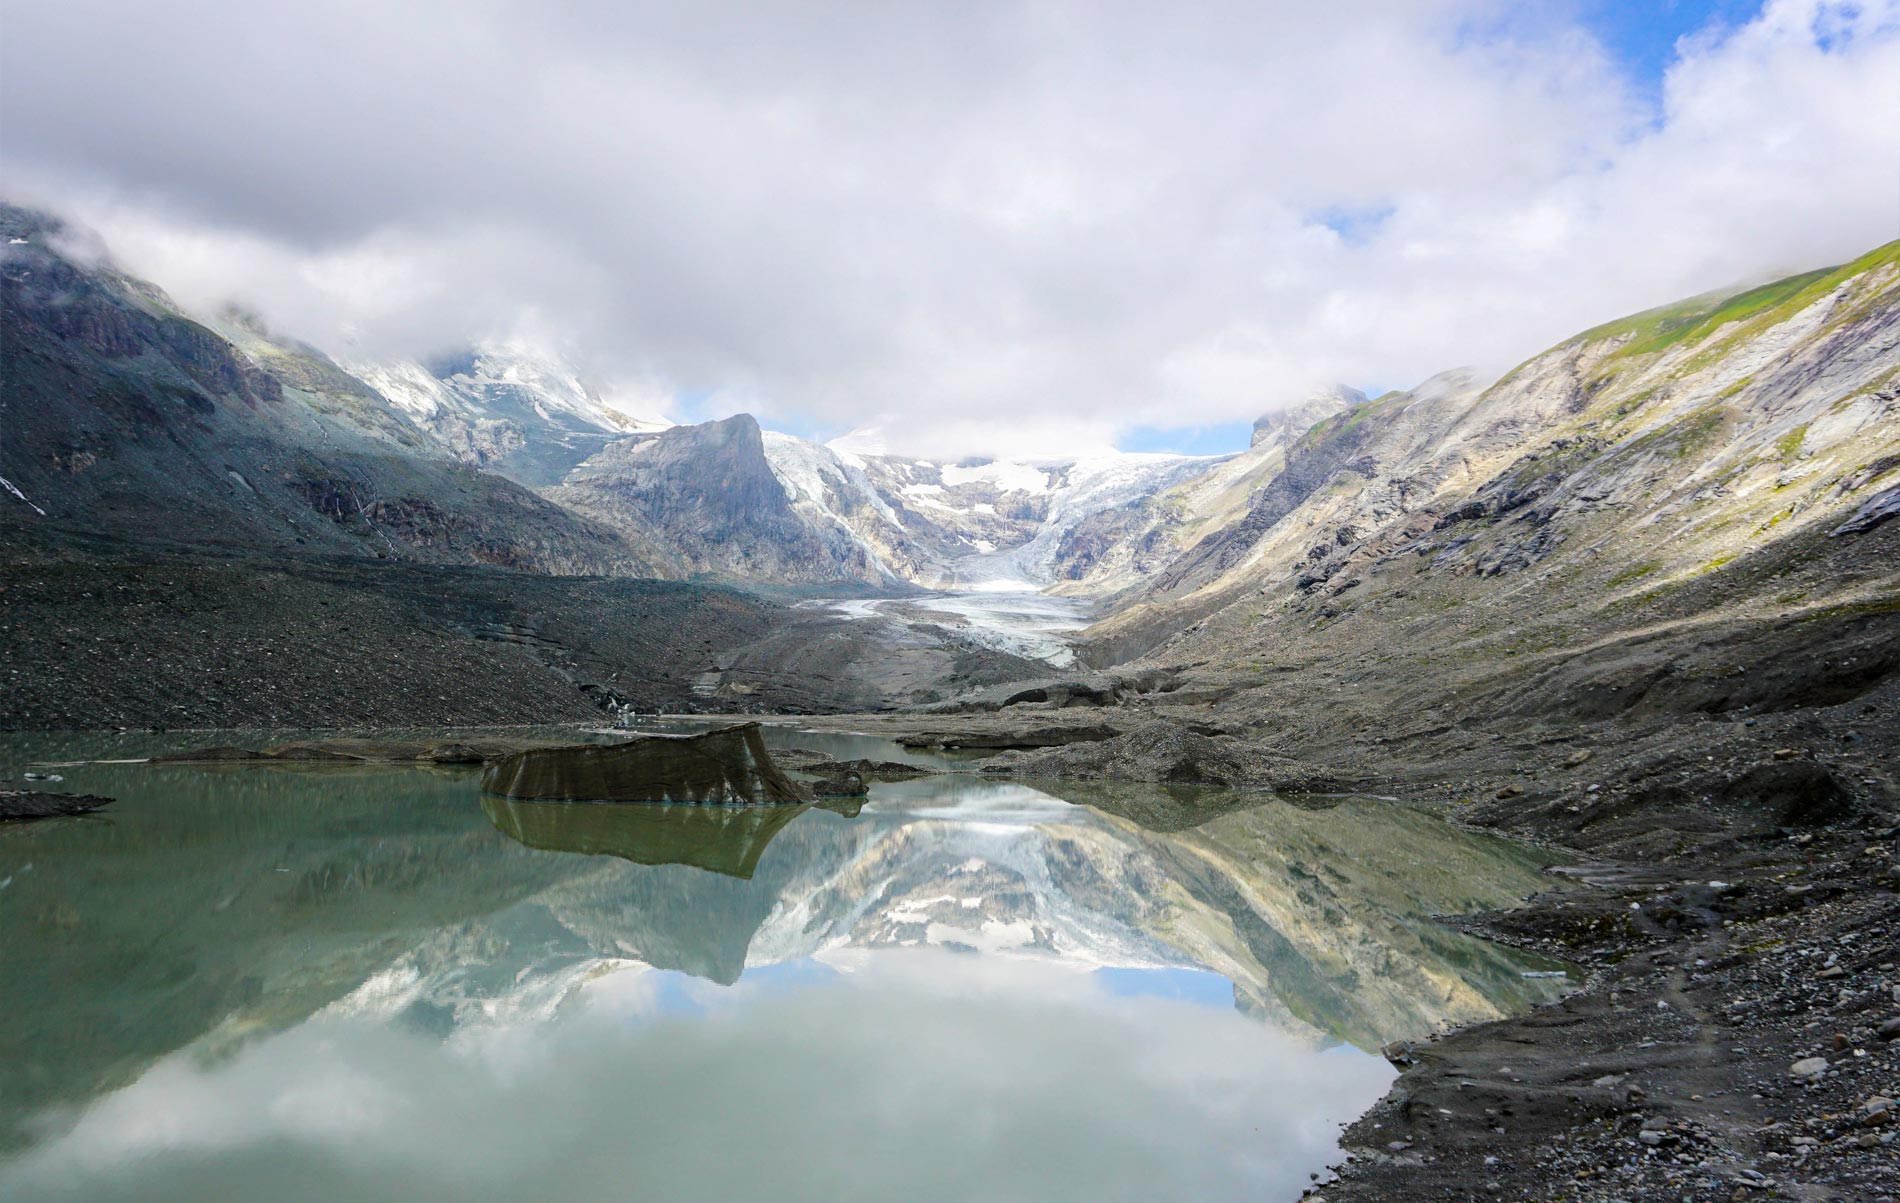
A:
5,0,1897,456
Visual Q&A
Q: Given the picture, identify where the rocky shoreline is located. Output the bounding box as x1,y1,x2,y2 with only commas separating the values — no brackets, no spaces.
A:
1317,821,1900,1203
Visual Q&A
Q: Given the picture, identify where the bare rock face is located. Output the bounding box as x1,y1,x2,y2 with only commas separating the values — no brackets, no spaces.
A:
1833,484,1900,537
550,414,887,584
480,722,806,804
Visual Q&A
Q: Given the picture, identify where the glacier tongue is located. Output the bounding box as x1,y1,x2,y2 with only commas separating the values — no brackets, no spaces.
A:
802,588,1092,668
757,427,1231,592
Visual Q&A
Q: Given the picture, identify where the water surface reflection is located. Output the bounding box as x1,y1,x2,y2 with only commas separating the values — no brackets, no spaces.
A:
0,728,1570,1201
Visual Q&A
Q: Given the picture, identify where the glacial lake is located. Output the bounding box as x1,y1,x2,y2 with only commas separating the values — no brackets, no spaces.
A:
0,724,1572,1202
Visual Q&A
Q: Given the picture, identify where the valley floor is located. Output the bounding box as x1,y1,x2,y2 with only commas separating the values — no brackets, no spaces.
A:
7,544,1898,1201
0,540,1052,730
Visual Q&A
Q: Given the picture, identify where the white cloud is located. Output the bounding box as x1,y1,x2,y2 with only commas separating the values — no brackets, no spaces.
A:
2,0,1895,455
1,956,1393,1202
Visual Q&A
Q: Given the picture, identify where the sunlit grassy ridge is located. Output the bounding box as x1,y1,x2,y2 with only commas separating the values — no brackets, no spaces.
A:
1584,240,1900,363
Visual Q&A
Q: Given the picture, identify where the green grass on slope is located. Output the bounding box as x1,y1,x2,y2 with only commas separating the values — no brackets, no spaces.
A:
1584,239,1900,364
1584,268,1835,359
1293,390,1412,453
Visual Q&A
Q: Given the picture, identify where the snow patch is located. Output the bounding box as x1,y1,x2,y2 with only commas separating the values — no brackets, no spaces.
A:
0,474,47,516
941,461,1051,494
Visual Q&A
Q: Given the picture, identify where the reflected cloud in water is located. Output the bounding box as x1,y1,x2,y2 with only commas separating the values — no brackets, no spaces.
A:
0,728,1574,1199
3,954,1391,1203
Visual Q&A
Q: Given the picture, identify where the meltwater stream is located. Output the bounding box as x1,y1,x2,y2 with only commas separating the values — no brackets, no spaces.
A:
0,726,1572,1202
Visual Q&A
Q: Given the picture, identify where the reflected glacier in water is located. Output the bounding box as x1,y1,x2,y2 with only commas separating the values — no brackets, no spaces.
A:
0,727,1571,1201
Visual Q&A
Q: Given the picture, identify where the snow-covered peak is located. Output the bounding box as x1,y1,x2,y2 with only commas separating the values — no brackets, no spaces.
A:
441,339,671,434
757,428,1234,590
345,343,671,486
353,359,458,420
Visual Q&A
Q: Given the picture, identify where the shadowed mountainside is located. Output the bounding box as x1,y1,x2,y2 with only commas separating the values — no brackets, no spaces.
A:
0,204,656,577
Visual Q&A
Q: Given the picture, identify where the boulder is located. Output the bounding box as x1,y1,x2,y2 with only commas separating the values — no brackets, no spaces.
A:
807,768,867,798
480,722,806,804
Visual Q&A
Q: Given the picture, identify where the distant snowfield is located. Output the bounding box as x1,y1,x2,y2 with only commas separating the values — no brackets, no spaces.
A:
803,584,1094,668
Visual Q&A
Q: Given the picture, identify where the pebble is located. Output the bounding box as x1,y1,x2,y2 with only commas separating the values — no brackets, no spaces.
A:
1788,1057,1828,1078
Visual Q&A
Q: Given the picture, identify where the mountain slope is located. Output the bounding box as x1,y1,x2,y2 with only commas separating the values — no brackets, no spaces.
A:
0,203,656,576
1045,387,1361,598
549,415,1227,591
1079,242,1900,759
546,414,906,585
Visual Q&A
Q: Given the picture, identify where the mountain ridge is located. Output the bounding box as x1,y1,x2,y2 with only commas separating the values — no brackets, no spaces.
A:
6,195,1895,735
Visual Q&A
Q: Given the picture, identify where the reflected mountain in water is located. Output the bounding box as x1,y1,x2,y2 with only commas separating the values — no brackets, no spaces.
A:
445,774,1567,1052
0,737,1570,1157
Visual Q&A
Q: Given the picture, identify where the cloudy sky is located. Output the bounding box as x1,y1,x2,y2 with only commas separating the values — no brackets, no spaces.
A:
4,0,1898,456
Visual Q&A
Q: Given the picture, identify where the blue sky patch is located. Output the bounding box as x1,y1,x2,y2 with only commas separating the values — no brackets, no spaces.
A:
1095,965,1237,1008
1580,1,1766,93
1313,202,1398,246
1119,419,1254,457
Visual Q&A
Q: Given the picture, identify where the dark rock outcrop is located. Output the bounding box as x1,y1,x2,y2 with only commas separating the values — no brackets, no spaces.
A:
896,723,1119,750
1832,484,1899,536
981,720,1266,786
481,722,806,804
0,791,114,821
